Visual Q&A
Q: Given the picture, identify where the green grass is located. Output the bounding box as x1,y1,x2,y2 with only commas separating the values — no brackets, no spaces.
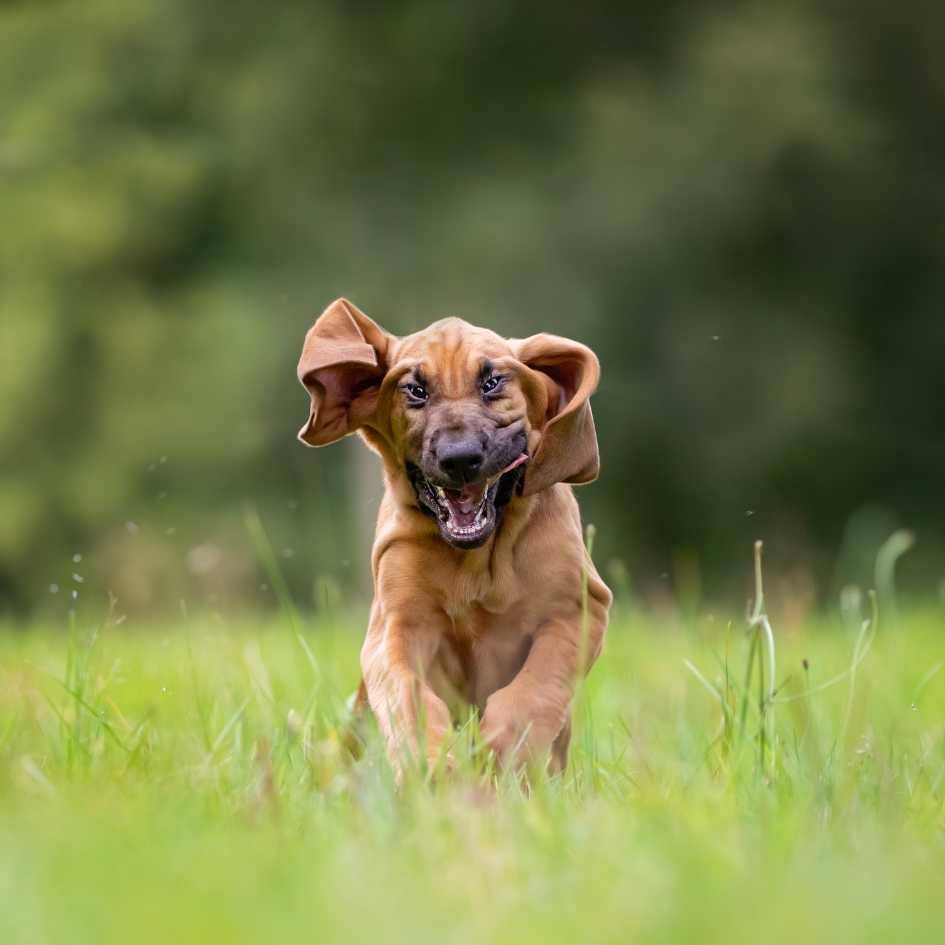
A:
1,599,944,945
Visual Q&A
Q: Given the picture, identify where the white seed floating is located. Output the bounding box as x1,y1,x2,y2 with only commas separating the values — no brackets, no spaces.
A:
126,521,140,535
72,573,84,584
72,553,82,563
71,590,78,600
49,584,59,594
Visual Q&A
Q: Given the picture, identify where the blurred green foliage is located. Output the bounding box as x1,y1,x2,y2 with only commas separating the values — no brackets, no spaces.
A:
2,0,944,616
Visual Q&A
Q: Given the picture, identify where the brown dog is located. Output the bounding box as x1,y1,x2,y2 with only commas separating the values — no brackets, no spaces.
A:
297,299,611,775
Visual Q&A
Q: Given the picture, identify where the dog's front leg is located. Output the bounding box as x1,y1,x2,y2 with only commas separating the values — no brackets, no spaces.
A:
480,617,603,771
360,611,453,777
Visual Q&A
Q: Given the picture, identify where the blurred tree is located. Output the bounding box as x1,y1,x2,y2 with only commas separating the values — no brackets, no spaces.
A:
1,0,943,617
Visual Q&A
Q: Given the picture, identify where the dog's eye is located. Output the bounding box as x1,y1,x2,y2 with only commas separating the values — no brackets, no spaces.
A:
481,375,504,396
402,382,428,406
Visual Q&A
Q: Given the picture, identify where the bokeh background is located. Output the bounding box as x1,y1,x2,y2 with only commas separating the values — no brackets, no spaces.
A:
3,0,944,621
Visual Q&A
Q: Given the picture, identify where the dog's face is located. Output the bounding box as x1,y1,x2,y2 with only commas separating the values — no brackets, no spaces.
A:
297,300,601,549
389,322,532,547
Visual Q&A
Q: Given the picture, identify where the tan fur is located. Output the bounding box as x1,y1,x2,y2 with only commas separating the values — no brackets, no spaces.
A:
298,299,612,775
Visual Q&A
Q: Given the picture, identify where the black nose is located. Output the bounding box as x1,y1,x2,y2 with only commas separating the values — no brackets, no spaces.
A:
437,439,485,483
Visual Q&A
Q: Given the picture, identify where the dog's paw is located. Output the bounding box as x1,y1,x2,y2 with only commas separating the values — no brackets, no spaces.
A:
480,690,566,769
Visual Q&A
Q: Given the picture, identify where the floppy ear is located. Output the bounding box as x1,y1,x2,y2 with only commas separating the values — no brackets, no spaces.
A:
297,298,394,446
514,333,601,496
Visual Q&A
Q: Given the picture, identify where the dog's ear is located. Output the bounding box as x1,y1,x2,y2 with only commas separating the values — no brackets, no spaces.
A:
297,298,394,446
514,333,601,496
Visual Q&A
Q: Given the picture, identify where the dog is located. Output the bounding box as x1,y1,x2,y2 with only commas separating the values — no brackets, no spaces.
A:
297,299,611,775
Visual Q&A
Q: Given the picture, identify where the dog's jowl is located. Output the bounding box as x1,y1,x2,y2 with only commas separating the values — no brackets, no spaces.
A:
297,298,612,775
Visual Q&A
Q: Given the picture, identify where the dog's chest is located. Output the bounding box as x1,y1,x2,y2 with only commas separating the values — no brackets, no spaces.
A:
440,552,523,616
433,606,534,709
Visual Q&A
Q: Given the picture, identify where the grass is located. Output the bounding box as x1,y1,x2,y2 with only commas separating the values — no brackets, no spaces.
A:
1,585,944,944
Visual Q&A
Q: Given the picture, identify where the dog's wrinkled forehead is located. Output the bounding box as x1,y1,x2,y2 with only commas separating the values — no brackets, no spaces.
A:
391,317,513,391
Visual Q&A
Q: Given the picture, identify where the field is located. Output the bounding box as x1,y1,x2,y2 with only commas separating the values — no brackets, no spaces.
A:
2,590,944,944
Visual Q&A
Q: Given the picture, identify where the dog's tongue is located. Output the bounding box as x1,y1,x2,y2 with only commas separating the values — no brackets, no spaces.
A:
498,453,528,477
443,480,488,526
442,454,528,527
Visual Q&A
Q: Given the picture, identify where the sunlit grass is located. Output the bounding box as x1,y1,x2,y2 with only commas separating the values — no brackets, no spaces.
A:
1,595,944,944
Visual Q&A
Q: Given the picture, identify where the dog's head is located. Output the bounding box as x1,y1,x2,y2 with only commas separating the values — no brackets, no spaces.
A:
297,299,600,549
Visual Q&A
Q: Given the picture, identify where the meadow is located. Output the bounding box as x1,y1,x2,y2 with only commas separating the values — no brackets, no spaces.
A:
1,553,944,945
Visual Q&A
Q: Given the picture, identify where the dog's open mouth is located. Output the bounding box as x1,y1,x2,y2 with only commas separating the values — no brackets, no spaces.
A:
410,454,528,548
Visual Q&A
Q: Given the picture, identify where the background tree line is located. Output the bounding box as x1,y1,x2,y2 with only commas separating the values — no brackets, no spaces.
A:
2,0,944,618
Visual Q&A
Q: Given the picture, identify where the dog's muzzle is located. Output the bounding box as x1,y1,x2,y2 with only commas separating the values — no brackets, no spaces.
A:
409,453,528,548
